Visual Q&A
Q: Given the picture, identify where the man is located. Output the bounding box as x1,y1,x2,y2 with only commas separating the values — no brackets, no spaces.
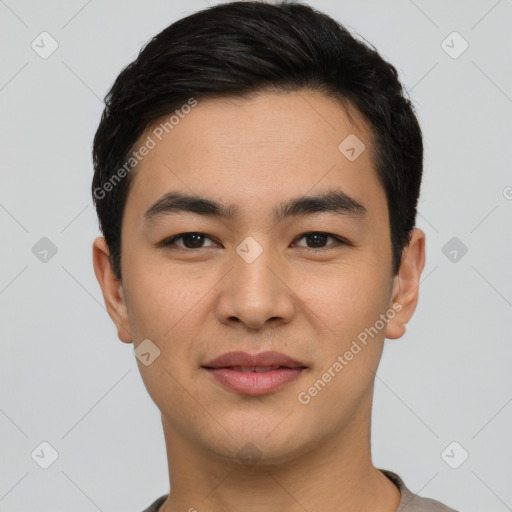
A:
91,2,458,511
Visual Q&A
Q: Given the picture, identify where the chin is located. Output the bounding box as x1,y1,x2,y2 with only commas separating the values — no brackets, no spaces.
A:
199,419,317,468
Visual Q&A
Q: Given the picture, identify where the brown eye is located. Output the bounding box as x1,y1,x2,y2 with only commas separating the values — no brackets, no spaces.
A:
293,232,345,249
162,233,218,249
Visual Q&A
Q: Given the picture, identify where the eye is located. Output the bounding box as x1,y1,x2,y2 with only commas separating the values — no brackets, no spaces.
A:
292,232,346,249
160,231,348,251
161,232,219,250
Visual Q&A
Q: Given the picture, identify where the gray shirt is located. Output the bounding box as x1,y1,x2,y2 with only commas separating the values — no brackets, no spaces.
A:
141,469,459,512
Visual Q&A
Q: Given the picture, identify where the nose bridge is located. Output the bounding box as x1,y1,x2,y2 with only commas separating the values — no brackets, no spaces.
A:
215,235,295,328
235,240,278,296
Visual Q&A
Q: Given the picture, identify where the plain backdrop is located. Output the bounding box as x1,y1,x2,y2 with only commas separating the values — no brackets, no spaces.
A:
0,1,511,511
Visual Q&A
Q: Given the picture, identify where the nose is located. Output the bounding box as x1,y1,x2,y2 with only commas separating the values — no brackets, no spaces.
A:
214,240,296,331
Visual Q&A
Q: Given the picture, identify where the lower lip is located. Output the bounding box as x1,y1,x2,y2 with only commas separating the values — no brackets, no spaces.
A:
203,367,306,395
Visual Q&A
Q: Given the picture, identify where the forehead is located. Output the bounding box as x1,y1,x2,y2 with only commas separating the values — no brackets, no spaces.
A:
123,90,387,228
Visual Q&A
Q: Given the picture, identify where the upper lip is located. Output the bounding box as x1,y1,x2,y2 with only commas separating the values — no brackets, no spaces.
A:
202,351,307,369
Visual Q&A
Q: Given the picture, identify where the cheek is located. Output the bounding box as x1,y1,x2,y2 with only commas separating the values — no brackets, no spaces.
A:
295,269,388,417
123,254,210,340
125,269,205,407
300,263,389,338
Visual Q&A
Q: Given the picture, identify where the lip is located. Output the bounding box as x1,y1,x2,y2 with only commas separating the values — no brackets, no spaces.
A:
203,350,306,369
202,350,308,396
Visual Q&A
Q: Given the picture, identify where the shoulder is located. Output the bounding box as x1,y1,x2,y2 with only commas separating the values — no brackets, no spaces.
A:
140,494,168,512
380,469,460,512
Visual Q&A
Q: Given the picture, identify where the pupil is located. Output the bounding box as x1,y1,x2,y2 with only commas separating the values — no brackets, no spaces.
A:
308,233,326,248
184,234,204,248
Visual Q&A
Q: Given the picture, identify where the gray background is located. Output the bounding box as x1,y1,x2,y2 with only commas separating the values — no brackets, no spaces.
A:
0,0,511,511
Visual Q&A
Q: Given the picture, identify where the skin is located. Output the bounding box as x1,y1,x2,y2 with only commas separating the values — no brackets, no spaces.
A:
93,89,425,512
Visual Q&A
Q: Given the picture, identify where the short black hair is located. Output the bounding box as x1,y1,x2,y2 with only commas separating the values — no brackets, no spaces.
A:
92,0,423,281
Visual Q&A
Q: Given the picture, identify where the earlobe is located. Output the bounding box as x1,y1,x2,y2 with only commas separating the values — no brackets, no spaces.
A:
92,236,133,344
385,296,407,340
384,228,426,341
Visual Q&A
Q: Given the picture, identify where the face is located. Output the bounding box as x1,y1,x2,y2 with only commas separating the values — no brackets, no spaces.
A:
93,89,424,467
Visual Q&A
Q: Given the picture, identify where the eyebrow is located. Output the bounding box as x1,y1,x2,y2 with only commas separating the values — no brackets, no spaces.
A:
143,189,367,226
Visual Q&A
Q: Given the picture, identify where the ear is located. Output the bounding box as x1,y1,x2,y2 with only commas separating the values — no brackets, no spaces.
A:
385,228,426,340
92,236,133,344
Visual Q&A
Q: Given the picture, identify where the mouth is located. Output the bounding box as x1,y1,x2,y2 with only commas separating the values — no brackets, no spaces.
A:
211,365,300,372
201,351,308,395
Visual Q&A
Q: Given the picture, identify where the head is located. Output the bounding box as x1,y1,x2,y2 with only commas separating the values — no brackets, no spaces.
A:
92,1,425,466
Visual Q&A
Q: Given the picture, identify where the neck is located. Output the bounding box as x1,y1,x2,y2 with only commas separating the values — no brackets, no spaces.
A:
158,391,400,512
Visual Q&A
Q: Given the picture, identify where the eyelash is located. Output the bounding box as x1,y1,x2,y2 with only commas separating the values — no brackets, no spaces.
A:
160,232,349,251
